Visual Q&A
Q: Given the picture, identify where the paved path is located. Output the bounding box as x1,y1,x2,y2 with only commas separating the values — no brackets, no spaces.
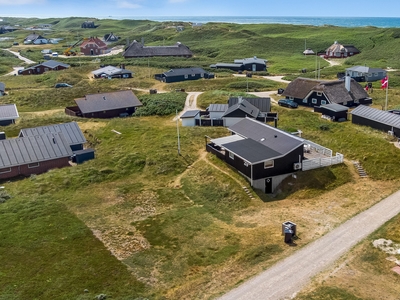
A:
219,189,400,300
233,74,290,84
173,92,203,121
2,49,36,64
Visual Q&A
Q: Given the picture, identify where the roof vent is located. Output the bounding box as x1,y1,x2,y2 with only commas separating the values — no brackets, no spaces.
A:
274,135,278,138
103,96,106,100
260,138,265,142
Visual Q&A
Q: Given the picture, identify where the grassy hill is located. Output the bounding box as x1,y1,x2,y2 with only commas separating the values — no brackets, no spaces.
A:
1,17,400,299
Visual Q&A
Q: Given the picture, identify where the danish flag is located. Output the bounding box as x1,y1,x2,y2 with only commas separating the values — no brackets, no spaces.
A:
381,76,388,89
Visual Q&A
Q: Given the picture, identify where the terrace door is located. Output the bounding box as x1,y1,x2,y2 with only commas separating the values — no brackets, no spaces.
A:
252,64,256,72
265,177,272,194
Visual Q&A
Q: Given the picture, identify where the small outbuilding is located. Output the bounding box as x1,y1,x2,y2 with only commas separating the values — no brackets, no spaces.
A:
0,82,5,96
314,103,349,121
180,110,200,127
303,48,315,55
350,105,400,137
0,104,19,126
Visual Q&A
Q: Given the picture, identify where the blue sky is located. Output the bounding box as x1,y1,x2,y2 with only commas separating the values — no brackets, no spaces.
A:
1,0,400,18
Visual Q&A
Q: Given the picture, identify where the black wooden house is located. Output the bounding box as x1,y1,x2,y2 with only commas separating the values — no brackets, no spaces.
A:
155,68,214,83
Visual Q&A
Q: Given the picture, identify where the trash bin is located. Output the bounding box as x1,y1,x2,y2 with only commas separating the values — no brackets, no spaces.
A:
284,227,293,243
282,221,297,236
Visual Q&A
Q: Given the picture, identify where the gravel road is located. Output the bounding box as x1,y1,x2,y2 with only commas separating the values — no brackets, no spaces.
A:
219,189,400,300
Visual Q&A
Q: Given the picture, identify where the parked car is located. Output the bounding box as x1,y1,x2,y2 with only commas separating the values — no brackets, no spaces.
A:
12,42,19,46
55,83,73,88
278,99,298,108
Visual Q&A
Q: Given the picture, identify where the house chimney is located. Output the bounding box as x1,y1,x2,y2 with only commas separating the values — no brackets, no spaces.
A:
141,37,144,45
345,75,351,92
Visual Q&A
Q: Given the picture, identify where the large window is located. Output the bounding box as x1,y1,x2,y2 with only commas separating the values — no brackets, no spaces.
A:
321,100,327,105
264,160,274,169
312,98,317,104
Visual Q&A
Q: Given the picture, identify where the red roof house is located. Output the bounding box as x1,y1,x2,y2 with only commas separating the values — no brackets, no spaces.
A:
80,37,108,56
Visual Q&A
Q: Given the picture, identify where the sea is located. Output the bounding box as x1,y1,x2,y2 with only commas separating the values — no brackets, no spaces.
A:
108,16,400,28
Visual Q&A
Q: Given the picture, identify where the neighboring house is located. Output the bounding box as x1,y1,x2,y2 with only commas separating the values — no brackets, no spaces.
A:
282,77,372,107
345,66,387,82
82,21,96,28
24,32,47,44
303,48,315,55
103,32,119,43
180,110,200,127
0,26,17,34
0,133,73,180
0,104,19,126
207,104,229,119
325,41,360,58
210,56,267,72
65,90,142,119
313,103,349,121
123,40,193,58
206,118,343,193
0,82,5,96
222,99,260,127
19,121,86,151
80,37,108,56
91,65,133,79
18,60,70,75
351,105,400,137
154,67,214,83
228,97,271,113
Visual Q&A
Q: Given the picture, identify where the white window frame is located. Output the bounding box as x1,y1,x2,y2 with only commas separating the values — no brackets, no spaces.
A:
264,160,274,169
317,92,322,96
321,100,327,105
28,162,40,168
312,98,317,104
302,98,308,103
229,152,234,160
244,161,249,167
0,167,11,174
184,74,188,79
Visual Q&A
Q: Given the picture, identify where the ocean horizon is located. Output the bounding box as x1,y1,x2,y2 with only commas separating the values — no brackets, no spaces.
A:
106,16,400,28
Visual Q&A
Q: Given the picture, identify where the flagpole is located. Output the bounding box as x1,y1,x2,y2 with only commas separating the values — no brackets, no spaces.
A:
385,73,389,111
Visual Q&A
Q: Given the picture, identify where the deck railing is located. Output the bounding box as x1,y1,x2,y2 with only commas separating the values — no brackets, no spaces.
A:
302,152,344,171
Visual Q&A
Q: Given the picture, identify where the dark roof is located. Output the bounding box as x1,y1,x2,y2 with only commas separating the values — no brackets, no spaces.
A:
91,66,132,77
351,105,400,128
282,77,369,104
229,118,304,156
207,104,228,112
180,110,200,118
24,60,70,72
346,66,385,73
222,99,259,118
282,77,326,99
319,103,349,113
123,40,193,58
0,82,4,91
19,122,86,146
104,33,118,42
0,133,72,168
318,79,368,104
75,90,142,114
0,104,19,120
210,63,241,68
222,138,281,164
234,57,267,65
228,97,271,112
24,33,45,41
162,67,207,77
343,45,360,53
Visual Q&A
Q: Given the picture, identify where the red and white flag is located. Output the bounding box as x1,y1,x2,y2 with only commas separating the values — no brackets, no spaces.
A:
381,76,388,89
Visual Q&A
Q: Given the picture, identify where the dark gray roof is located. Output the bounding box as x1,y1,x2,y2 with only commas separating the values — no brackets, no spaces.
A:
222,99,259,118
0,82,4,92
162,67,207,77
75,90,142,114
19,122,86,146
91,66,132,77
0,133,72,168
180,110,200,118
234,57,267,65
210,63,241,68
228,97,271,112
223,138,281,164
319,103,349,113
123,40,193,58
229,118,304,156
0,104,19,120
25,60,70,72
207,104,228,112
346,66,385,73
351,105,400,128
24,33,45,41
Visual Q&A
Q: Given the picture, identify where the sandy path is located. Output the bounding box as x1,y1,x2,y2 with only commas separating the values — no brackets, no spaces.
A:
219,189,400,300
2,49,36,64
173,92,203,121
